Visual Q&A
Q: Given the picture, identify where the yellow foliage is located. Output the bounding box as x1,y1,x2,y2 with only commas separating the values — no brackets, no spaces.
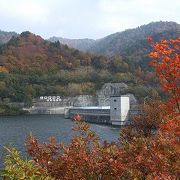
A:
0,66,8,73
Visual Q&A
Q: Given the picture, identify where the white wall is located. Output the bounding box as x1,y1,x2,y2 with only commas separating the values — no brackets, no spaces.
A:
120,97,130,122
110,96,130,125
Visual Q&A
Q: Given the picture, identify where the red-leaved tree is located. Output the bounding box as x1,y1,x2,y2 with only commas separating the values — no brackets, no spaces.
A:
148,36,180,113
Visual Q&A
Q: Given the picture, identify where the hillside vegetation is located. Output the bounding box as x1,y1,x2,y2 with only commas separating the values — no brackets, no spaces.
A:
1,21,178,106
1,32,153,106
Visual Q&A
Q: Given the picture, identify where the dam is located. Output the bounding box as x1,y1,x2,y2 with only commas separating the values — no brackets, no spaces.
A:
25,83,139,125
25,96,139,126
65,96,131,126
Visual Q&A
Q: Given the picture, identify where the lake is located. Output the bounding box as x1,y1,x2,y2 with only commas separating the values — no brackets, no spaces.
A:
0,115,120,168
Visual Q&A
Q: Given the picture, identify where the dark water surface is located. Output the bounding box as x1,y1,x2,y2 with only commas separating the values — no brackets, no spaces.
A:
0,115,120,168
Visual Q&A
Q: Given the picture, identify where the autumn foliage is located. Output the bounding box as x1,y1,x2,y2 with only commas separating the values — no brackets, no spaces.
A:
148,36,180,112
148,36,180,145
2,36,180,179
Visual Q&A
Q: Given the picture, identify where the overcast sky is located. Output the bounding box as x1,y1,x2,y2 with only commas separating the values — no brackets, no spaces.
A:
0,0,180,39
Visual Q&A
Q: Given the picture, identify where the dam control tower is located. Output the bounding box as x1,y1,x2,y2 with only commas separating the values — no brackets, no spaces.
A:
110,96,130,125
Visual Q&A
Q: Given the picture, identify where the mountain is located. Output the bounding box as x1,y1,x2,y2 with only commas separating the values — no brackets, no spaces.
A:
49,21,180,69
88,21,180,61
0,31,144,103
0,31,103,72
49,37,95,51
0,30,18,44
1,22,178,104
88,21,180,69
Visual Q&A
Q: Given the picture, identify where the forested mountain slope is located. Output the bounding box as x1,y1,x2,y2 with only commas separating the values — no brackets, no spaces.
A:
89,21,180,55
88,21,180,69
1,22,176,105
1,32,145,104
49,21,180,70
0,31,107,72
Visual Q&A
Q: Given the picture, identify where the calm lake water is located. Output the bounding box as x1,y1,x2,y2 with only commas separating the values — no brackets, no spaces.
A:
0,115,120,168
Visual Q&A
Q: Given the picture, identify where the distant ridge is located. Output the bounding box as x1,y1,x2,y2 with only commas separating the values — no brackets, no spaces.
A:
48,21,180,69
0,30,18,44
49,21,180,61
1,21,180,69
48,37,95,51
88,21,180,57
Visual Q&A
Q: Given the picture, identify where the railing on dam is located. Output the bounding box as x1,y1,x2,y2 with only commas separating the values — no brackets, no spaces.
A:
69,108,110,116
67,107,111,125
